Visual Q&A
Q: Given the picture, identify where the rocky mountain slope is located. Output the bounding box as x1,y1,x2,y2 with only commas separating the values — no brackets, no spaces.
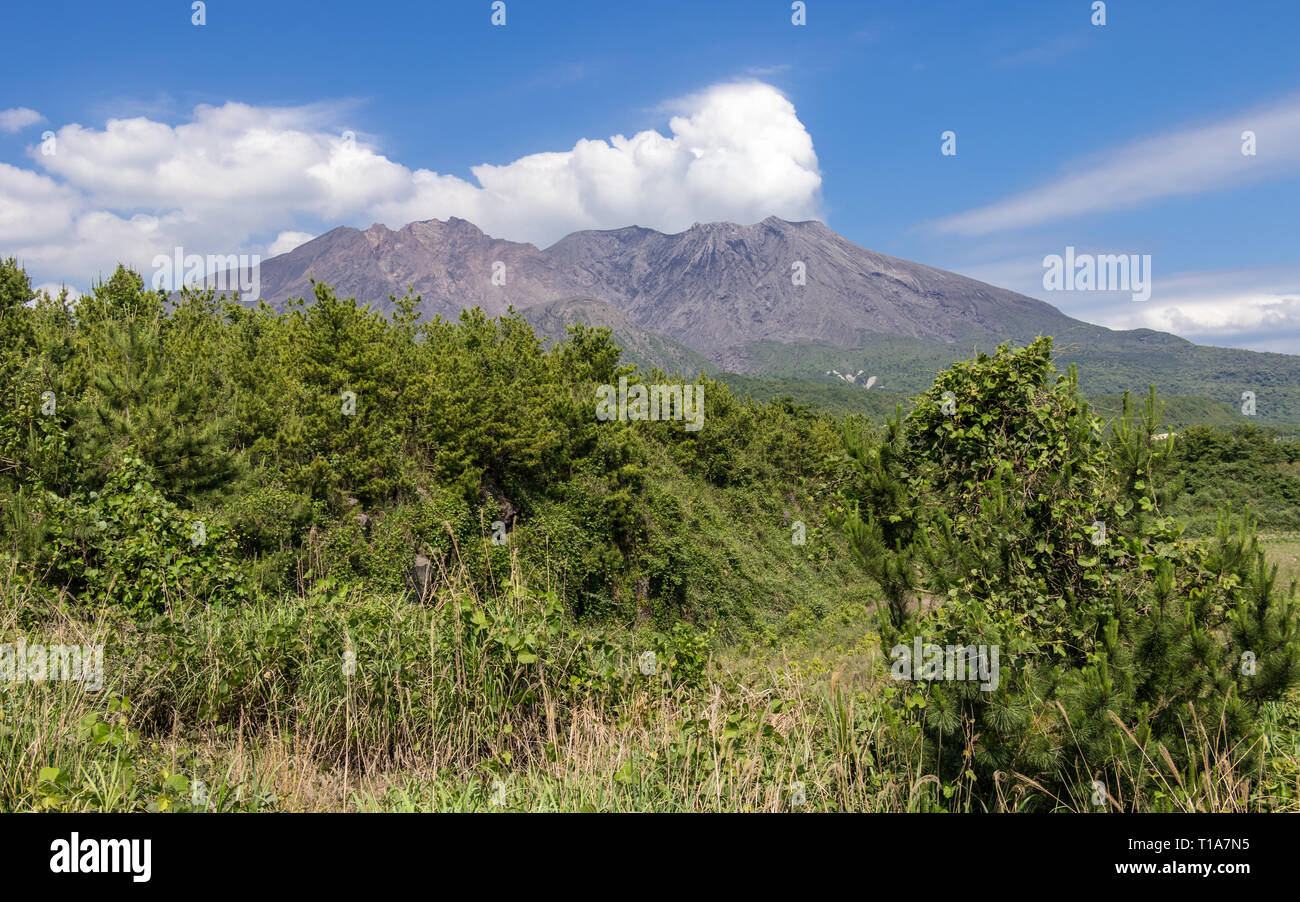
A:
254,216,1071,360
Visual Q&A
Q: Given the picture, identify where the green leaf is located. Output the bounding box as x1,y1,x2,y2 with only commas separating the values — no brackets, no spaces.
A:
38,766,63,785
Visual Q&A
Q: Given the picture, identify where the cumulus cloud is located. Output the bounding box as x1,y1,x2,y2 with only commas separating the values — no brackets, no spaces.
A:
372,81,821,241
931,94,1300,236
0,108,45,133
0,163,81,244
1,82,821,288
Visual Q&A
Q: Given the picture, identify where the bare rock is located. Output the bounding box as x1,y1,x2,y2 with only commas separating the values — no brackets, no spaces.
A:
409,554,434,603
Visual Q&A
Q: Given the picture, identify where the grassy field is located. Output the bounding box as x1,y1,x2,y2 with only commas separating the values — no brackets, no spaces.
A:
6,554,1299,814
1262,534,1300,589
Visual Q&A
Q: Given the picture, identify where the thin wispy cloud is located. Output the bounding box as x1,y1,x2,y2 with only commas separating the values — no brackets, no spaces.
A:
745,64,792,77
931,94,1300,236
995,33,1090,68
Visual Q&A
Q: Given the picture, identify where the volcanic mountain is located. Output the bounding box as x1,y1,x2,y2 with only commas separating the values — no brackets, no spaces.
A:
239,216,1300,420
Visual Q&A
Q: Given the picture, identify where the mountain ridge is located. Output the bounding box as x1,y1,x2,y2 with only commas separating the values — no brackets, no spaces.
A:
227,215,1300,421
253,215,1090,349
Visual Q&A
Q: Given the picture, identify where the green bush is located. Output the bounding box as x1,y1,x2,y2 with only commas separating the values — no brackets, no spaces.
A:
842,338,1300,809
35,454,248,615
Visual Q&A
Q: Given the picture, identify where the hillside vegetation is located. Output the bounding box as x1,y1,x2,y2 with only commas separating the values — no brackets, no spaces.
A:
2,259,1298,813
736,330,1300,424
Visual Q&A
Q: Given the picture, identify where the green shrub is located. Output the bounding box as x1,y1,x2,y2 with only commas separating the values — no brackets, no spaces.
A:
35,453,247,615
843,339,1300,809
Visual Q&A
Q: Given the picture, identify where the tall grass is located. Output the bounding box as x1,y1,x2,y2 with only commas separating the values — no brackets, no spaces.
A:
3,555,1297,812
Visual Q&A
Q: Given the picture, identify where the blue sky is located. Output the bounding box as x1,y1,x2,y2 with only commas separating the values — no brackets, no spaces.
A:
2,0,1299,351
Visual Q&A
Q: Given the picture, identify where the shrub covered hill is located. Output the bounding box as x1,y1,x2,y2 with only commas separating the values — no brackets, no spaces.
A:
4,258,1300,812
1,260,865,634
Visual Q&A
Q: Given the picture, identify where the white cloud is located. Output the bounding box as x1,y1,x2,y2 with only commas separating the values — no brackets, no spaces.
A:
932,94,1300,236
372,81,822,242
2,82,821,287
1107,267,1300,349
268,231,316,256
0,163,81,244
0,108,45,133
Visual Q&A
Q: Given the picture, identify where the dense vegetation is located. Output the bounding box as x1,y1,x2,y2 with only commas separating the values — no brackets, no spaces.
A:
1,260,852,629
2,258,1298,812
1168,424,1300,534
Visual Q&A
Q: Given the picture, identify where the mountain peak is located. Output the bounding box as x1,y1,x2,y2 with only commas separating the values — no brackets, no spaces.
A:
685,220,734,233
252,213,1077,367
676,216,824,237
406,216,488,236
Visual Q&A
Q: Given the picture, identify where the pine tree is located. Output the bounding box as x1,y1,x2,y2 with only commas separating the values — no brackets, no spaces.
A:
76,291,238,500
